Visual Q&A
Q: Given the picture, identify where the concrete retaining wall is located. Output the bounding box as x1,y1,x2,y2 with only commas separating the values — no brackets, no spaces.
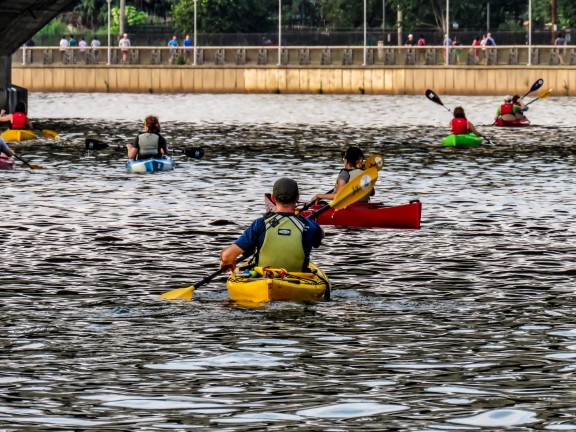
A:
11,65,575,96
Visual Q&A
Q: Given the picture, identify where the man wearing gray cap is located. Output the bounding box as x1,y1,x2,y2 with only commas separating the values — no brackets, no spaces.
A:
220,178,324,272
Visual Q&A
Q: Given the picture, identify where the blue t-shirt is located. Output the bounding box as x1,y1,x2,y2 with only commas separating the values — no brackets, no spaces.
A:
0,139,11,155
168,40,178,47
183,39,192,47
235,212,323,261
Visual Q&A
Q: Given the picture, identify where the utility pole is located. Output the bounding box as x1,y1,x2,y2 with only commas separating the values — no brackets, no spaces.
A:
551,0,557,43
119,0,126,36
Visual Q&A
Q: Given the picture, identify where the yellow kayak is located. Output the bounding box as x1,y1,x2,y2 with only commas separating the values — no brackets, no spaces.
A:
1,129,38,142
227,262,330,304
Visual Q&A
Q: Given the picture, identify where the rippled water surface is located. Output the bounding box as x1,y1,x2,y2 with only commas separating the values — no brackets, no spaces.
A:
1,93,576,430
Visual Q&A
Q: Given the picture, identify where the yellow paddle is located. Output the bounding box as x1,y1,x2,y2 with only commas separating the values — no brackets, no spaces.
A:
13,153,44,169
525,88,553,106
160,166,380,301
363,153,384,171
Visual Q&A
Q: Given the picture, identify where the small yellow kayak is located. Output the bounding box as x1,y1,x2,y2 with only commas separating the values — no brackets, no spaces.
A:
1,129,38,142
227,262,330,304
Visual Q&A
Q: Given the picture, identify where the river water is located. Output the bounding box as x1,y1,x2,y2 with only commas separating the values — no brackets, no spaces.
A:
1,92,576,430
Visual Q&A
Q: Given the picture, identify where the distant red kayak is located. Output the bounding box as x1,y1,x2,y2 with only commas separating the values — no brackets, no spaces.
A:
495,118,531,127
265,193,421,229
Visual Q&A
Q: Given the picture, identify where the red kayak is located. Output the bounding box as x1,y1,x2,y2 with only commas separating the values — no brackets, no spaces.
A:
495,118,530,127
265,193,421,229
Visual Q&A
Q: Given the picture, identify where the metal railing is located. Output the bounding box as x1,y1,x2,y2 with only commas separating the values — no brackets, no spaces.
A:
14,45,576,67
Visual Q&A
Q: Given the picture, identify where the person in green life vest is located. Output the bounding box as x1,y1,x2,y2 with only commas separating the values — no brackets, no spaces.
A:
220,178,324,272
309,146,374,204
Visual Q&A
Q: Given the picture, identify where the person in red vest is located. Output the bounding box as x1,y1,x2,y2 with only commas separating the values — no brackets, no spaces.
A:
494,95,521,122
450,106,481,136
0,101,34,130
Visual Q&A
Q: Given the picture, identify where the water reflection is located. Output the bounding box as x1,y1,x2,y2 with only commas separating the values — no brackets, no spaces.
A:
1,93,576,429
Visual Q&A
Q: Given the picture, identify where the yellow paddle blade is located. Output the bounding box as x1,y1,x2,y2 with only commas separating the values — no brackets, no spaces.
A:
159,286,195,301
330,166,379,210
28,164,44,170
539,89,553,98
42,129,59,139
364,154,384,171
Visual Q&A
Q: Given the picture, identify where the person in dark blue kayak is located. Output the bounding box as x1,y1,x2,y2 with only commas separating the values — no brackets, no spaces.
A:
309,146,373,204
450,106,481,136
220,178,324,272
126,115,168,160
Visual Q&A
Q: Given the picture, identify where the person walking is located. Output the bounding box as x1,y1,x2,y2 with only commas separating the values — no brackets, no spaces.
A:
91,36,101,63
554,33,567,64
484,33,496,65
78,37,88,63
59,35,69,63
442,34,452,63
220,178,324,273
119,33,131,64
183,34,192,64
167,36,178,64
68,34,77,64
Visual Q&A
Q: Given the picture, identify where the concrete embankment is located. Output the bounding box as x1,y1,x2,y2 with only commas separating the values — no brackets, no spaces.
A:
11,65,575,95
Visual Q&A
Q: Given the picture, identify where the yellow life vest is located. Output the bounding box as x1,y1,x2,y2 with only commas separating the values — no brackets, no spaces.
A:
257,214,306,272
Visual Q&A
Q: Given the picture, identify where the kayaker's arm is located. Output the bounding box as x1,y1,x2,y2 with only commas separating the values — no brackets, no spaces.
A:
310,179,345,203
468,122,481,137
220,244,244,271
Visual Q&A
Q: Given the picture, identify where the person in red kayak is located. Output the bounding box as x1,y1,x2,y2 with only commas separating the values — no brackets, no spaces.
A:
450,106,482,136
511,95,529,120
0,101,34,130
494,95,522,123
309,146,373,204
220,177,324,272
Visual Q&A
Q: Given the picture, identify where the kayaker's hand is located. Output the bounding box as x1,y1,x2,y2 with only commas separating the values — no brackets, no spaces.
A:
220,260,236,272
310,195,320,204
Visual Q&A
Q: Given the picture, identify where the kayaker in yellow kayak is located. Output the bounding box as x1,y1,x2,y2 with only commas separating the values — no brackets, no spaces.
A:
450,106,482,136
309,146,374,204
220,178,324,272
0,101,34,130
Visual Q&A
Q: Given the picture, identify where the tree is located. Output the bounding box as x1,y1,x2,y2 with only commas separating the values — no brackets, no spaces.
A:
172,0,275,34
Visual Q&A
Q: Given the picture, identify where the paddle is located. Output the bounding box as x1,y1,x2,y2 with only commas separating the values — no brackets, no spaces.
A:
159,166,379,301
426,89,494,145
13,153,43,169
41,129,59,139
525,88,553,106
297,153,383,214
521,78,544,99
85,137,205,160
364,153,384,171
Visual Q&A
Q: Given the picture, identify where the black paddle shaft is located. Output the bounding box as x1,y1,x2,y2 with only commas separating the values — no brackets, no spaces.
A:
425,89,452,113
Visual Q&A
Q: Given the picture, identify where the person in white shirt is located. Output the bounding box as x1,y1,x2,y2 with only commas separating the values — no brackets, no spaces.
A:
119,33,131,64
59,35,69,63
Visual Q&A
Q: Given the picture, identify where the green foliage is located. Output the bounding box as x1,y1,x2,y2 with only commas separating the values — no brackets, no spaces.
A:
37,18,69,37
172,0,274,34
111,5,148,29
